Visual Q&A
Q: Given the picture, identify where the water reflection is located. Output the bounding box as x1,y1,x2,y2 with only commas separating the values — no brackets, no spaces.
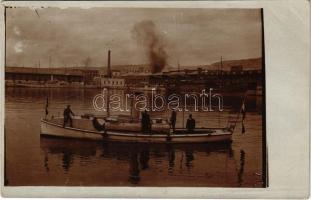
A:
40,137,99,173
140,150,150,170
62,152,73,172
40,137,235,185
44,153,50,172
6,87,261,112
6,87,262,186
238,149,246,186
129,152,140,184
168,146,175,174
185,150,194,171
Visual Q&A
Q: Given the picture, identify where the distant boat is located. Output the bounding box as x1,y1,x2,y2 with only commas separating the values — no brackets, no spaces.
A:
40,115,233,143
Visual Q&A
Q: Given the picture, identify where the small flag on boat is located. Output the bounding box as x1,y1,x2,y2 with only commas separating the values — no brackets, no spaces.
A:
45,97,49,116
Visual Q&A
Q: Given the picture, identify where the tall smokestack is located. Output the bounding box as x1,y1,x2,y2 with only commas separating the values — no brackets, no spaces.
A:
107,50,111,78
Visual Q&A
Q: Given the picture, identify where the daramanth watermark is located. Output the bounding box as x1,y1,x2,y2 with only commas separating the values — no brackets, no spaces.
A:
93,88,224,112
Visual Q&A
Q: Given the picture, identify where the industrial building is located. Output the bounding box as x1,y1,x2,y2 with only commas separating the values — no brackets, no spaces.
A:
98,50,126,88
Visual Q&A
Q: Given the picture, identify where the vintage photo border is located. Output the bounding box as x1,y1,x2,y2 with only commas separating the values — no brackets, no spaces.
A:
0,0,309,198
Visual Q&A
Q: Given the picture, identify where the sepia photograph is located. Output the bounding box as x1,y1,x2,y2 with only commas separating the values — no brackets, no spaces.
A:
4,6,266,187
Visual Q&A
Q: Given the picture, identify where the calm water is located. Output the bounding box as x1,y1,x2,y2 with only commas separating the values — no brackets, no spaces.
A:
5,87,264,187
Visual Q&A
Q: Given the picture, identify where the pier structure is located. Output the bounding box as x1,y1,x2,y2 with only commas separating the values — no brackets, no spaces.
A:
149,69,262,92
5,57,263,90
5,67,101,87
5,66,262,90
5,67,83,83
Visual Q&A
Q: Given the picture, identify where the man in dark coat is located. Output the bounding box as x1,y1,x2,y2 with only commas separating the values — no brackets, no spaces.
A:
186,114,195,133
141,111,146,133
141,110,151,134
170,110,177,133
63,105,74,127
145,111,151,133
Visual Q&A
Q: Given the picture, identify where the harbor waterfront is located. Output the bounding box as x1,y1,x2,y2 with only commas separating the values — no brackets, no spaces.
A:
5,57,262,90
5,87,263,186
4,7,266,189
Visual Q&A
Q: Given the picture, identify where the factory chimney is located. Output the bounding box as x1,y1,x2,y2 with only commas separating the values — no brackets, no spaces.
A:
107,50,112,78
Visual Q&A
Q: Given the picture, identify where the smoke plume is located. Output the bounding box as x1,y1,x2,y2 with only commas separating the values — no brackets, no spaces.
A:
132,20,167,73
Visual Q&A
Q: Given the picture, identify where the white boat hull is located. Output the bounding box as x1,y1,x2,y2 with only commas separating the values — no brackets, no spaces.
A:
40,119,232,143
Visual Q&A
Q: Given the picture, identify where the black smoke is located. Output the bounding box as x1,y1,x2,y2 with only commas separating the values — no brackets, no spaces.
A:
132,20,168,73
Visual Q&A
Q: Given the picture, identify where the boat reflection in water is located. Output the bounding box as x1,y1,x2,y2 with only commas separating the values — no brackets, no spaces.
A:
41,137,99,174
40,136,243,186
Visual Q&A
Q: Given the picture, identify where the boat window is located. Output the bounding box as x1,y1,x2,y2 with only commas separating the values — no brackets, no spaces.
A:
152,119,163,124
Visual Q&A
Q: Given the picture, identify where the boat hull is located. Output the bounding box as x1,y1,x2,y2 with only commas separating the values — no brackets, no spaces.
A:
40,119,232,143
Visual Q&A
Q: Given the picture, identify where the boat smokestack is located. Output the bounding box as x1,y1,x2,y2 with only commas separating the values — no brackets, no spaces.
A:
107,50,111,78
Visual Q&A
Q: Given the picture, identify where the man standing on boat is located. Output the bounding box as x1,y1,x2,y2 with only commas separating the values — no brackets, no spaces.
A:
146,111,151,134
170,110,177,133
141,111,147,133
63,105,75,127
186,114,195,133
141,110,151,134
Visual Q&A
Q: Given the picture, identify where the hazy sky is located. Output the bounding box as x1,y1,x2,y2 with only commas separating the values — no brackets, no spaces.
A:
6,7,262,68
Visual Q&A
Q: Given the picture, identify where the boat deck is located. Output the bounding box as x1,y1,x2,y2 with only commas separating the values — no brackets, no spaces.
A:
41,117,233,143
